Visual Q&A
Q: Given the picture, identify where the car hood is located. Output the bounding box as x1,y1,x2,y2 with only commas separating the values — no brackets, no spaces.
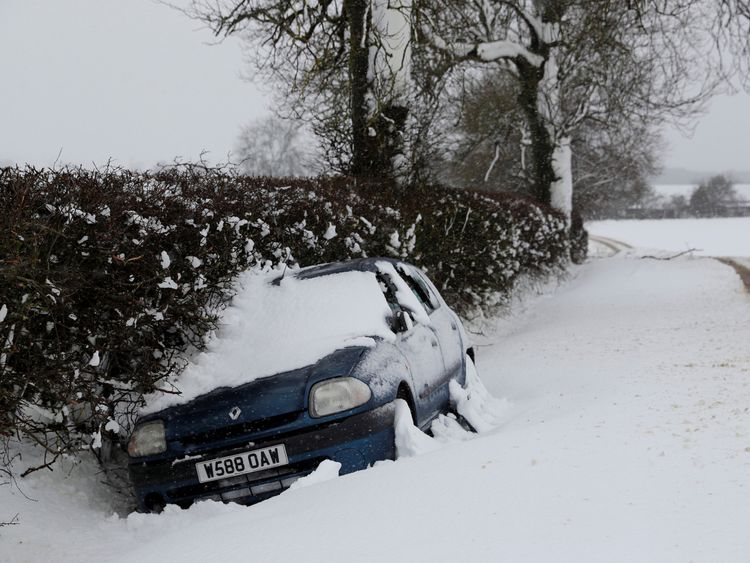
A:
151,346,369,445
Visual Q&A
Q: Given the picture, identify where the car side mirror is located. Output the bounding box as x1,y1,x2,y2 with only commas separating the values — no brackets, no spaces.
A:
394,310,414,333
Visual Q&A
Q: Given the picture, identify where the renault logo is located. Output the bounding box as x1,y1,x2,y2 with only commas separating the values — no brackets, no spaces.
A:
228,406,242,420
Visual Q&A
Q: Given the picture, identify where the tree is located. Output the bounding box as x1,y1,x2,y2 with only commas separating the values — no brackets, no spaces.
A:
180,0,750,215
668,194,691,218
436,71,528,191
185,0,415,181
235,116,313,177
633,1,750,85
690,175,738,217
437,68,661,219
571,121,660,219
419,0,728,222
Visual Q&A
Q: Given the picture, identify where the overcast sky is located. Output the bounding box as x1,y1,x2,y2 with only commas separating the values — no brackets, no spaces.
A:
663,92,750,173
0,0,267,169
1,0,749,173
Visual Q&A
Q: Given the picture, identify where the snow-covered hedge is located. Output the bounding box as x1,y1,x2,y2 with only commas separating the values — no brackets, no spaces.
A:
0,166,569,465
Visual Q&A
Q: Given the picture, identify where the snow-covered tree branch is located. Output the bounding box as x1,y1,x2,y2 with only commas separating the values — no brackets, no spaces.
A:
186,0,418,181
419,0,741,224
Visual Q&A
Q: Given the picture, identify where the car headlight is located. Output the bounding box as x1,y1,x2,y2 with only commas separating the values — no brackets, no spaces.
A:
127,420,166,457
309,377,372,418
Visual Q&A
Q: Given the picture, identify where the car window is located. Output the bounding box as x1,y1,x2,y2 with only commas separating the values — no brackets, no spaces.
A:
397,265,440,314
377,273,404,316
411,270,441,311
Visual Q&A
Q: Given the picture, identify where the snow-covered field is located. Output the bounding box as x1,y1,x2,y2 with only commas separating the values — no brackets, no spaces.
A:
2,252,750,562
588,217,750,256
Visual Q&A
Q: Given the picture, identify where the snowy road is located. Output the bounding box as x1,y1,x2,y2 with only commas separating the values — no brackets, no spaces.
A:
471,255,750,562
588,234,633,255
2,253,750,563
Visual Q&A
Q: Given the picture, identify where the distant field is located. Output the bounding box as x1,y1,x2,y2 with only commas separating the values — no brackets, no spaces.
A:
654,183,750,202
587,217,750,257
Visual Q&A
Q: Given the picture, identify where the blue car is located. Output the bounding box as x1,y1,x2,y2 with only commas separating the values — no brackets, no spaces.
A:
127,258,474,512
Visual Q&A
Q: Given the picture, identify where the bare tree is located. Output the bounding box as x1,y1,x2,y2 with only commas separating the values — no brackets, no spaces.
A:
436,70,529,191
690,175,739,217
572,120,661,219
633,1,750,85
438,67,661,220
185,0,415,181
179,0,750,202
420,0,728,221
235,116,313,177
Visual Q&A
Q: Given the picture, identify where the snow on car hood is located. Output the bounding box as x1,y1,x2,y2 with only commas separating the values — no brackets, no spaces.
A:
142,267,395,413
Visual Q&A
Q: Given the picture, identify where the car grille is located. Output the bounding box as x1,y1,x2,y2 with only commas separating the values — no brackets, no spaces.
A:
175,411,304,449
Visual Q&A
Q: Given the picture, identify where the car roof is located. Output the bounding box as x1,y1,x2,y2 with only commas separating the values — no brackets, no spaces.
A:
288,257,402,281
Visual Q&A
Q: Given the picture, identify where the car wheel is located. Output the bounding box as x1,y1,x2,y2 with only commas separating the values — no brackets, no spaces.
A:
396,383,417,425
450,353,478,433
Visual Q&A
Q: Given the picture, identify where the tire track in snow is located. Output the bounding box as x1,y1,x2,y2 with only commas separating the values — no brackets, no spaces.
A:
588,234,633,256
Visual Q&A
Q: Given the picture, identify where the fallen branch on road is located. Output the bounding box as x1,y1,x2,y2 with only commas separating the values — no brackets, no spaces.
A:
641,249,700,260
0,514,19,527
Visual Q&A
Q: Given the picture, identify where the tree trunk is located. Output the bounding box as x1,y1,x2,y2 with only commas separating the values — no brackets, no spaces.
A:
347,0,380,178
516,12,573,222
540,33,573,223
550,135,573,222
516,57,555,206
371,0,412,181
347,0,411,181
537,13,573,223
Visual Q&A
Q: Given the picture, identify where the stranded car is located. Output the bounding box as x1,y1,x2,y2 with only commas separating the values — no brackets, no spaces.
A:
127,258,474,512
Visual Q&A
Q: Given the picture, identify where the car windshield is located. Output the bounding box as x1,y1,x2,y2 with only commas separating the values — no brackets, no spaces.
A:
142,268,395,413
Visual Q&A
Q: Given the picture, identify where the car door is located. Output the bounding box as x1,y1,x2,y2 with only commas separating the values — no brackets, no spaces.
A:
377,268,447,429
397,264,464,382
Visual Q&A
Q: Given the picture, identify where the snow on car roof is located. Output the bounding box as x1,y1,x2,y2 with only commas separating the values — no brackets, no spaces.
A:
142,266,395,413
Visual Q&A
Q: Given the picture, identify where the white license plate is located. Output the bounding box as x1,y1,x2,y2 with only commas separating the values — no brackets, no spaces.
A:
195,444,288,484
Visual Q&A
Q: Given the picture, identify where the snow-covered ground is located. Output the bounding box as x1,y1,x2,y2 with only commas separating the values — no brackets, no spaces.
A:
587,217,750,257
2,251,750,562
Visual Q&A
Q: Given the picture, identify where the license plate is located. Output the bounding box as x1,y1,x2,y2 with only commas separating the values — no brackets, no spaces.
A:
195,444,288,484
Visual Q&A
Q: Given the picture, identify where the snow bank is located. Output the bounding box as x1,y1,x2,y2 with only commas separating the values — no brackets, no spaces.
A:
395,360,510,456
144,268,394,412
394,399,441,457
286,460,341,491
449,356,509,432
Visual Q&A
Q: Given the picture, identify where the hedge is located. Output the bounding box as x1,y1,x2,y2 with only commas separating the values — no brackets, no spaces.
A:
0,165,574,468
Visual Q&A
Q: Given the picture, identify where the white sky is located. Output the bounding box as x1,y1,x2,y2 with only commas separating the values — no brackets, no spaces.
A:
0,0,748,172
0,0,268,169
662,92,750,173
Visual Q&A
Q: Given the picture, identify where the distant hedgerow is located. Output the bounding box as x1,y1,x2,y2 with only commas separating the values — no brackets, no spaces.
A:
0,165,573,470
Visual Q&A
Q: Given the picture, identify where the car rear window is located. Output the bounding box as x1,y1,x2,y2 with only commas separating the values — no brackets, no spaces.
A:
396,264,440,313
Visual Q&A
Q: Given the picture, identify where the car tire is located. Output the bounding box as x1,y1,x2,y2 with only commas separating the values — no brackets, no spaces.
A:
450,353,478,433
396,384,417,425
